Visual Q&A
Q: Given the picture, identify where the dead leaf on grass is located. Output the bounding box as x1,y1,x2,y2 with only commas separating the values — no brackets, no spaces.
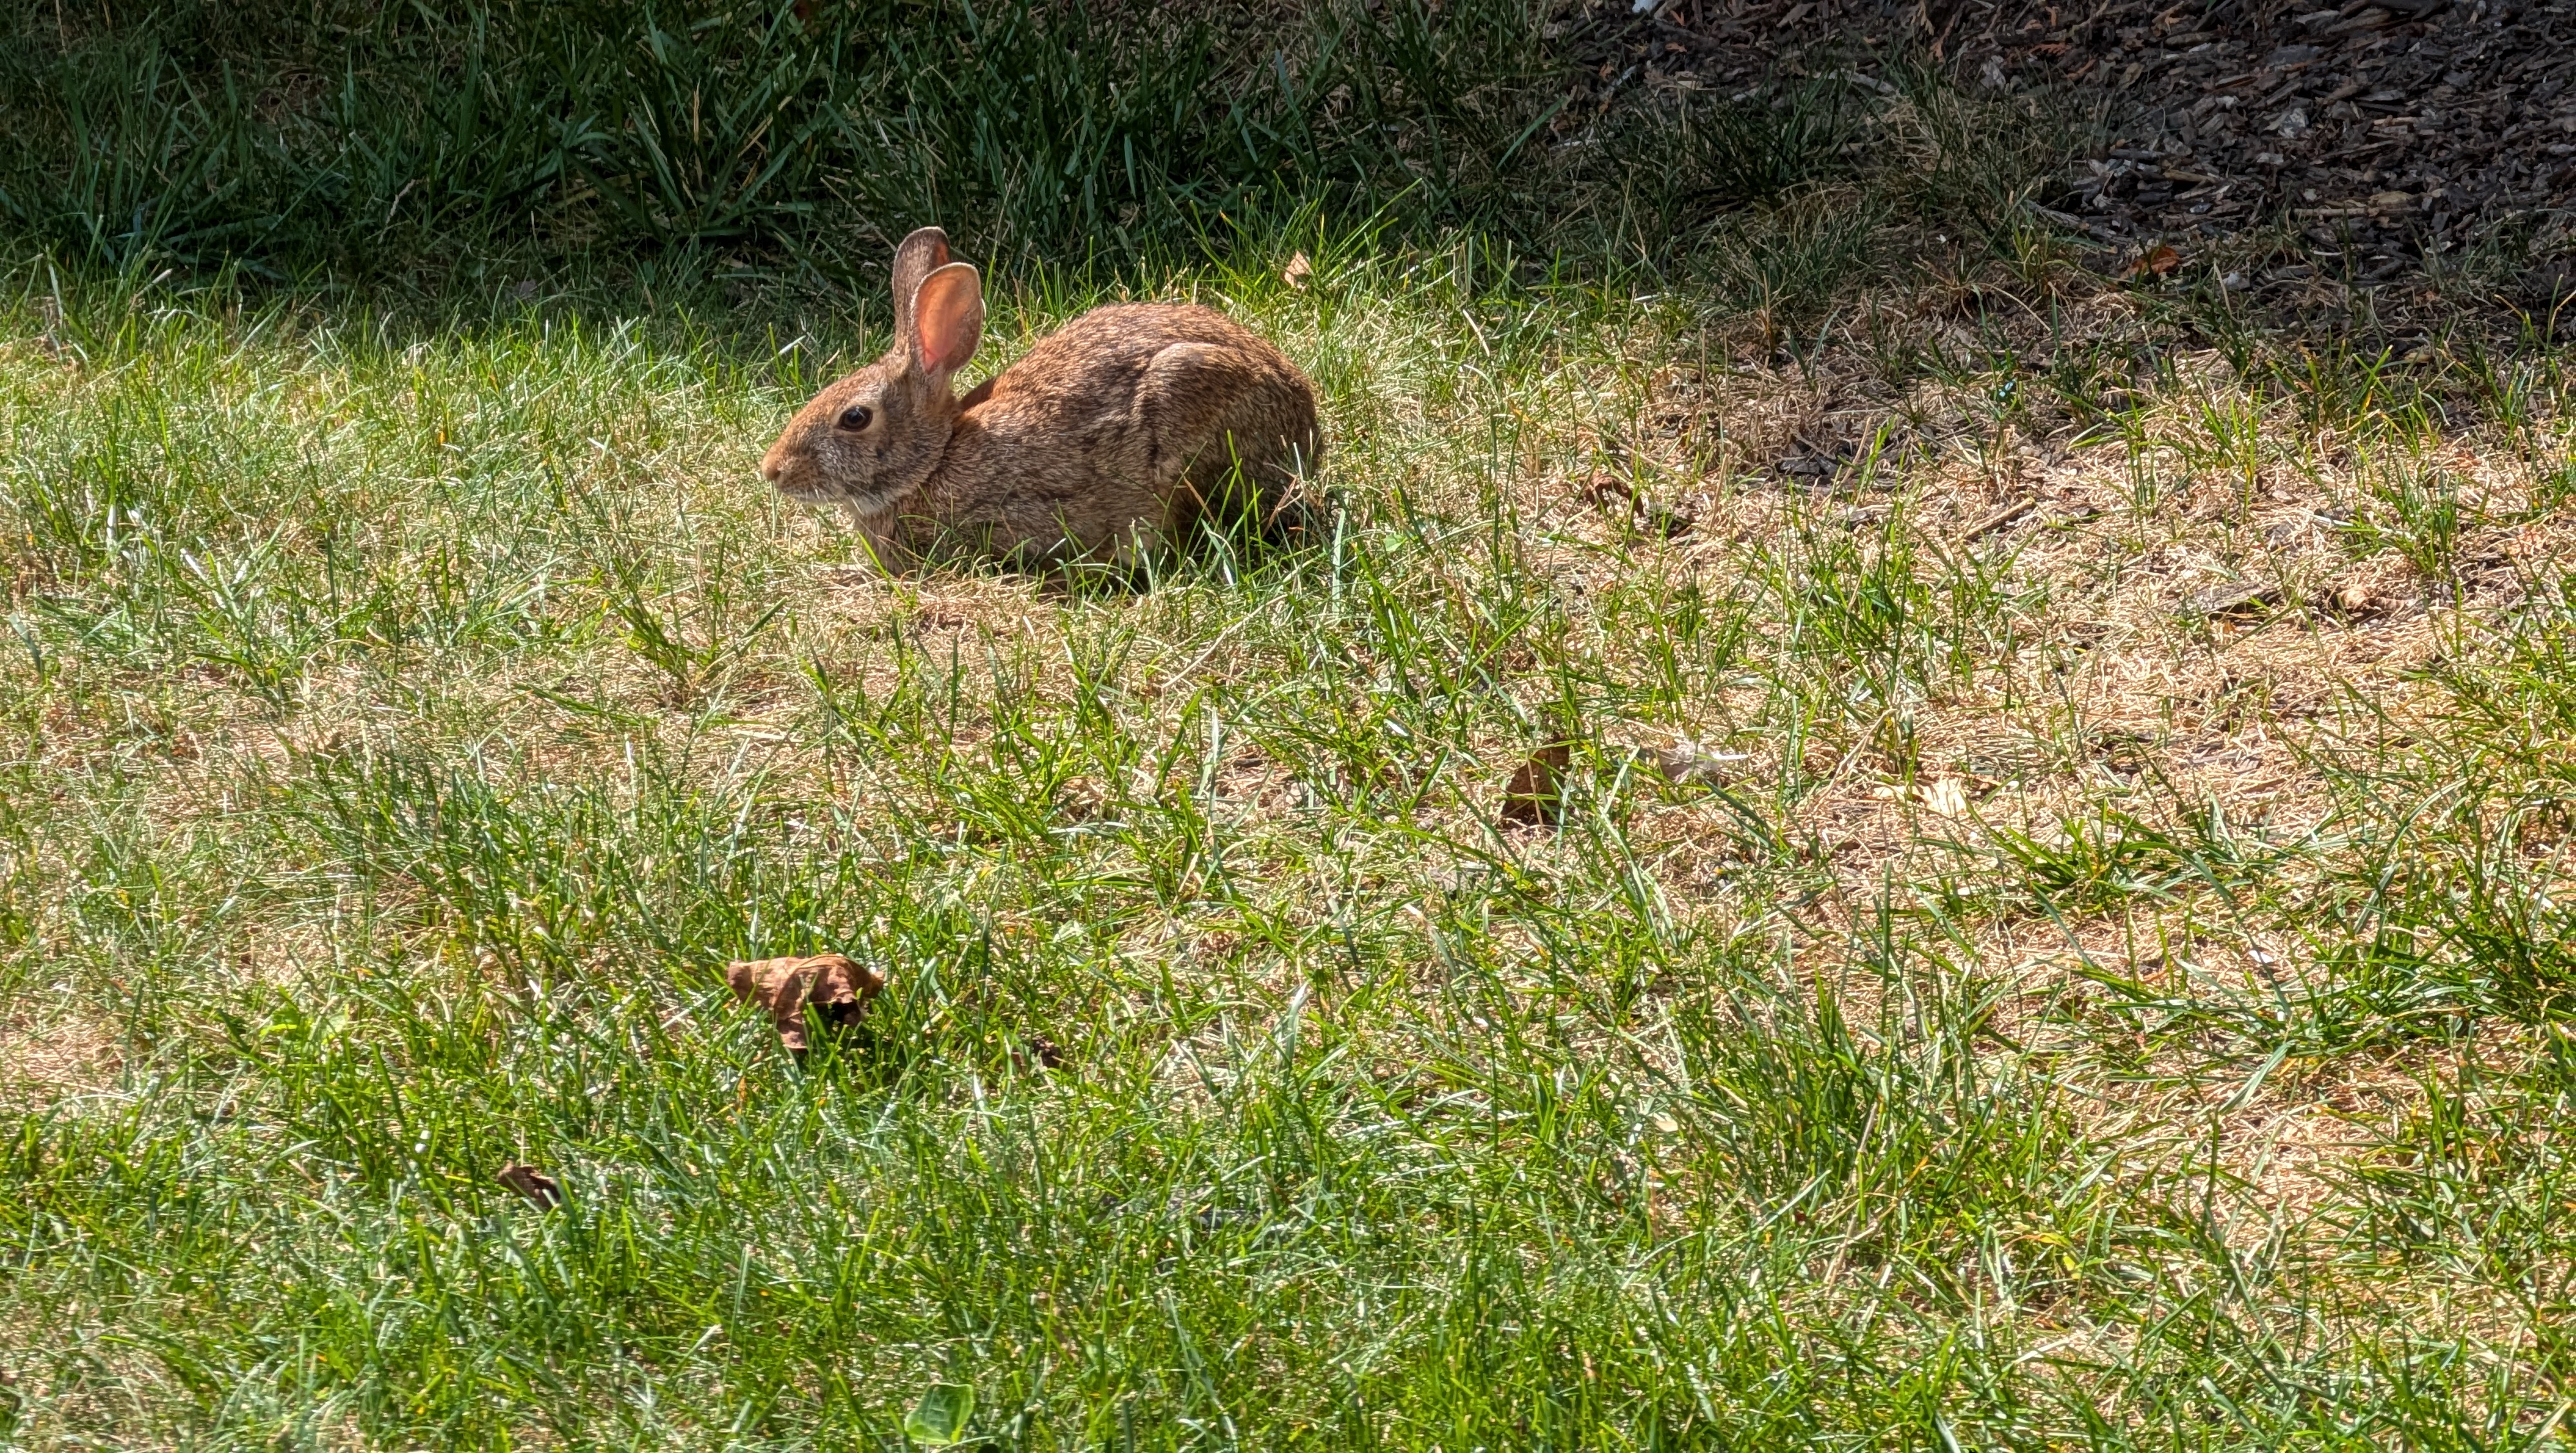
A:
1580,469,1696,538
2126,244,2181,279
1581,468,1634,511
1651,741,1747,784
1501,741,1572,827
1283,251,1313,289
1917,777,1972,816
495,1163,564,1208
725,953,889,1052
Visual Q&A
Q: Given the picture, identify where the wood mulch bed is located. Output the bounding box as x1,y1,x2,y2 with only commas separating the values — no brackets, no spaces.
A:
1558,0,2571,307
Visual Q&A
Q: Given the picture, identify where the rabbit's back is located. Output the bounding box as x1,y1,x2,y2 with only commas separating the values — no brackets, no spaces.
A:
914,304,1320,564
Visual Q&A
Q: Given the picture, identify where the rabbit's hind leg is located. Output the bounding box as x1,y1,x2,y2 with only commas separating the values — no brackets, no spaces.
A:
1137,343,1318,550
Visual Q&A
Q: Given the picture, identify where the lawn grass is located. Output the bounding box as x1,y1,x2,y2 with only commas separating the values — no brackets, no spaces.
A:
5,225,2575,1447
5,6,2576,1439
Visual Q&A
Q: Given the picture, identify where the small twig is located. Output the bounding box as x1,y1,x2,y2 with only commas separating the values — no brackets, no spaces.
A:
1958,495,2035,542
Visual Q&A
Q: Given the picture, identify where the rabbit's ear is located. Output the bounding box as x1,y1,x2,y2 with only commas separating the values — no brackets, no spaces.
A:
889,228,951,342
909,262,984,379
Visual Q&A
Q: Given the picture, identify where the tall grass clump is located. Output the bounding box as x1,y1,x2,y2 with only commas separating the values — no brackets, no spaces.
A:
0,0,1565,283
0,0,2102,310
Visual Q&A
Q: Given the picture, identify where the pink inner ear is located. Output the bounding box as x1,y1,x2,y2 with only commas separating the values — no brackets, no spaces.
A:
912,267,982,375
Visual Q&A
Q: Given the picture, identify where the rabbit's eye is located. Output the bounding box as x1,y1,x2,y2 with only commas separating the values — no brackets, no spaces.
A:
836,404,874,432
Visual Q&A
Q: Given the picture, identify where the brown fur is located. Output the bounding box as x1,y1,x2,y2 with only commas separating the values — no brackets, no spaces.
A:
760,228,1323,570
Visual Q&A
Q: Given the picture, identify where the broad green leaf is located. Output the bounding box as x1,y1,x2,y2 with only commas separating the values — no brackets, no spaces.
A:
905,1383,974,1445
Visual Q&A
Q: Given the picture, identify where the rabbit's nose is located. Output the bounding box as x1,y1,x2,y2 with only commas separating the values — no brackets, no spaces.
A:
757,450,782,484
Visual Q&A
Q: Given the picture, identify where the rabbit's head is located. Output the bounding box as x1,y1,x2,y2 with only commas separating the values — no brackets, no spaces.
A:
761,227,986,517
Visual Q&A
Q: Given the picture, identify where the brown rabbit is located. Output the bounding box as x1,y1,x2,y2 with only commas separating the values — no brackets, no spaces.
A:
760,227,1322,571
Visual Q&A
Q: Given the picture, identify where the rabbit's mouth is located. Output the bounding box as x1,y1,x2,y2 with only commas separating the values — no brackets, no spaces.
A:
762,461,857,505
767,467,904,519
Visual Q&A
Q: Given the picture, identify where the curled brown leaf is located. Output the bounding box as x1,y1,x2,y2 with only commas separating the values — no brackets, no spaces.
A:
1501,741,1571,827
495,1163,563,1208
2126,243,2181,279
1580,468,1694,539
725,953,889,1052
